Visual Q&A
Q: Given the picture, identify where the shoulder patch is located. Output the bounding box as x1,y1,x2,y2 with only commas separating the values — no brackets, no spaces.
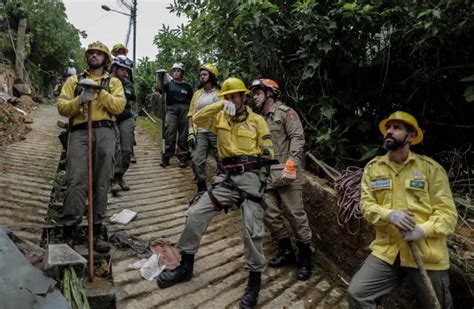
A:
287,109,299,121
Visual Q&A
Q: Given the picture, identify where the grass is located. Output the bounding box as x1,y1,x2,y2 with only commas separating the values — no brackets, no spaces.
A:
136,116,162,142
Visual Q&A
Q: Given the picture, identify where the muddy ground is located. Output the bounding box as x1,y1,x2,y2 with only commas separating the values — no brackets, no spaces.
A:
0,95,37,146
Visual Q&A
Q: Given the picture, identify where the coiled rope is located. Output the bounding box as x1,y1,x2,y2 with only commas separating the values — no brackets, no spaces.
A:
334,166,364,235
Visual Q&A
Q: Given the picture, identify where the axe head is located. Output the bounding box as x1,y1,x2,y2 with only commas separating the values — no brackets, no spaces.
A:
77,78,103,90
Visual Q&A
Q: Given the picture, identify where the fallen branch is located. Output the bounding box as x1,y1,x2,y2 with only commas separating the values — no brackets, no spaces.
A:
306,152,341,182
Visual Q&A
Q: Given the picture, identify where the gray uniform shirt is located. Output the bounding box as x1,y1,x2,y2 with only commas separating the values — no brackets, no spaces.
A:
264,101,305,188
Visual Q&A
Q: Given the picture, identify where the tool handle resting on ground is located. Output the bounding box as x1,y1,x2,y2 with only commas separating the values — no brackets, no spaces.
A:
87,99,94,281
408,241,441,309
156,69,168,154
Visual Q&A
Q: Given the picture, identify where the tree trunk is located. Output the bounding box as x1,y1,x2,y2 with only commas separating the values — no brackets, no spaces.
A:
15,18,27,81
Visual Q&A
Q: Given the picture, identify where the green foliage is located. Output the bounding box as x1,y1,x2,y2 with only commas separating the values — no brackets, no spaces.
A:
0,0,84,94
133,57,157,110
137,0,474,167
0,110,14,125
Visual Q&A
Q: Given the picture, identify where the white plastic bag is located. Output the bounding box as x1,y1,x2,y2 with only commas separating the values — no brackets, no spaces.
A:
139,254,166,281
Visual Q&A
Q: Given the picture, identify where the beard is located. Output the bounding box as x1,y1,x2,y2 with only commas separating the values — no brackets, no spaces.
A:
88,58,105,69
383,136,407,151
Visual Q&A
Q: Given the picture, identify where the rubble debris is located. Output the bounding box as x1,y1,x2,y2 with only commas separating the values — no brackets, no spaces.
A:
0,227,69,309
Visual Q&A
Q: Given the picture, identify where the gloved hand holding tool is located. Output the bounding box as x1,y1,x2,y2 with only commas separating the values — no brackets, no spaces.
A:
78,79,101,104
388,210,416,231
401,225,425,241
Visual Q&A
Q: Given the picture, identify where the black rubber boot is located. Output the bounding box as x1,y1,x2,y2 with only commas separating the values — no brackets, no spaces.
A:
196,180,207,193
296,242,312,281
240,271,261,309
160,156,170,168
110,175,121,194
157,253,194,288
63,225,75,248
93,224,110,253
118,175,130,191
268,238,296,268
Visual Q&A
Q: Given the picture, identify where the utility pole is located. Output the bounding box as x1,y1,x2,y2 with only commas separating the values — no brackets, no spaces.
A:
132,0,137,65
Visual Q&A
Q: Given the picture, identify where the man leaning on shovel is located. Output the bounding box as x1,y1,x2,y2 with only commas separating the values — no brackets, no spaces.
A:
57,41,125,253
348,111,458,308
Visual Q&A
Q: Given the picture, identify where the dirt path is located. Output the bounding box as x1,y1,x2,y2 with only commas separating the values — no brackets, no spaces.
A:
0,104,61,244
108,125,348,309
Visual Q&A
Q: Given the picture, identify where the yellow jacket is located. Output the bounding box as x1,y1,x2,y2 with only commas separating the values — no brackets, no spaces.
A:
57,71,125,126
193,101,274,159
360,151,457,270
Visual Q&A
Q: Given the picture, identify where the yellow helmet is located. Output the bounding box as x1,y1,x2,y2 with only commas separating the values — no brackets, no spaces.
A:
379,111,424,145
111,43,129,55
220,77,250,97
84,41,112,67
199,63,219,77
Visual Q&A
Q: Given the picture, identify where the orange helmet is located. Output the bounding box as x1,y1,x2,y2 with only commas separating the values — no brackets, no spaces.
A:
250,79,280,97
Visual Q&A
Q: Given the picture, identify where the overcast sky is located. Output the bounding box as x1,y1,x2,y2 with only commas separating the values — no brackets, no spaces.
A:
62,0,187,61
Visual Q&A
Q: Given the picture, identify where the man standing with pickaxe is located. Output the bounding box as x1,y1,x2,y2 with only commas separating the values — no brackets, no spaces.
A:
348,111,457,308
57,41,125,253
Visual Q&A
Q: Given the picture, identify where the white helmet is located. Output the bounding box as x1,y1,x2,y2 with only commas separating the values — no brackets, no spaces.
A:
172,62,185,72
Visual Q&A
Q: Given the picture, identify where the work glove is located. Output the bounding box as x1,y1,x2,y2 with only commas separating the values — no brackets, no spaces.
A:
223,100,236,116
78,87,100,105
188,132,196,149
401,225,425,241
281,159,297,184
388,210,416,232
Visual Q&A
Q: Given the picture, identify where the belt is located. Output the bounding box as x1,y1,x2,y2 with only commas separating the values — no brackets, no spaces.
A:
222,156,259,165
222,156,279,175
71,120,114,131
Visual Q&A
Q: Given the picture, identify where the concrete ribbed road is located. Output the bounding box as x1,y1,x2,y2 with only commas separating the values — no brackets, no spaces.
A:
0,105,348,308
0,104,61,244
108,125,348,309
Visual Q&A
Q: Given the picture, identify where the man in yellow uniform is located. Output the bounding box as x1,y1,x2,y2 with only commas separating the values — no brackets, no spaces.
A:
157,77,275,309
250,79,312,281
348,111,457,308
187,63,221,193
57,41,126,252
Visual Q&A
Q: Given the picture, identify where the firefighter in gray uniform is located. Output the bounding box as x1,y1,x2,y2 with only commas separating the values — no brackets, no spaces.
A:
251,79,313,281
110,55,136,193
157,77,276,309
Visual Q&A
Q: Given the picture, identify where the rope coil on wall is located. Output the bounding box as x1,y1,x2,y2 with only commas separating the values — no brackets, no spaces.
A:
334,166,364,235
